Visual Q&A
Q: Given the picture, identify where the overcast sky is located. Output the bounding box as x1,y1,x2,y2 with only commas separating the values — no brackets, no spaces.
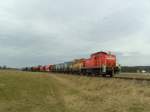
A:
0,0,150,67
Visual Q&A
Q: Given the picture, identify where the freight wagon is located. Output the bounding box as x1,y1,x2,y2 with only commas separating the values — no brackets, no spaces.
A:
63,62,73,73
45,65,52,72
39,66,46,72
72,59,85,74
31,66,39,72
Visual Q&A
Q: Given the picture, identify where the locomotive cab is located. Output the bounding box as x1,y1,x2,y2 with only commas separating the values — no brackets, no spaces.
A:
105,54,116,77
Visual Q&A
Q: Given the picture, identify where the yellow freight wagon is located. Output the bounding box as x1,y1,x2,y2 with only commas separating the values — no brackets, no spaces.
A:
72,59,85,74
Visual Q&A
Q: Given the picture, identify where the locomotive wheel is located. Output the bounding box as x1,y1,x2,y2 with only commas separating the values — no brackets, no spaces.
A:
102,74,106,77
110,74,113,77
110,70,114,77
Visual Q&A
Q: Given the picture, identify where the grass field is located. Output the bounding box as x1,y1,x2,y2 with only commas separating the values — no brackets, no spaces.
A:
0,70,150,112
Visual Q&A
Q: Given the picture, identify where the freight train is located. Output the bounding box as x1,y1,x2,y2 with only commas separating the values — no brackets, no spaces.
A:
22,51,120,77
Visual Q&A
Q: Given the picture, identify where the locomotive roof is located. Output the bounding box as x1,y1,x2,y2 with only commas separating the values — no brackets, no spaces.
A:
91,51,108,56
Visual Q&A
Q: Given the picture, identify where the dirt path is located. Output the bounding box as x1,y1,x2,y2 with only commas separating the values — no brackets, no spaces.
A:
49,74,104,112
49,74,86,112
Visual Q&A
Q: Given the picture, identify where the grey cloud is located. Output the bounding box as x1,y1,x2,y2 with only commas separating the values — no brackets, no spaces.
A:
0,0,150,67
116,51,150,66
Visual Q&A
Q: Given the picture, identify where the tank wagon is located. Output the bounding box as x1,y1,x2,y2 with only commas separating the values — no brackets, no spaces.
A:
63,62,73,73
39,66,46,72
31,66,39,72
23,51,119,77
52,62,73,73
45,65,52,72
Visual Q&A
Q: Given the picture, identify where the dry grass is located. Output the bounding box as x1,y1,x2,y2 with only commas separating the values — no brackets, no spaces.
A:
0,70,150,112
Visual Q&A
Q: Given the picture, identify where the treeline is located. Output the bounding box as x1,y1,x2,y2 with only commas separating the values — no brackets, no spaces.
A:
0,66,18,70
0,65,7,69
121,66,150,73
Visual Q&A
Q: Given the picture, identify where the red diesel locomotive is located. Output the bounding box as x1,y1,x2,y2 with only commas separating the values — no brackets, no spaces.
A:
81,52,117,77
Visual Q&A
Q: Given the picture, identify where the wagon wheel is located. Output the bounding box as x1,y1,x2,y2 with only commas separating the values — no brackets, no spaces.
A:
102,74,106,77
110,70,114,77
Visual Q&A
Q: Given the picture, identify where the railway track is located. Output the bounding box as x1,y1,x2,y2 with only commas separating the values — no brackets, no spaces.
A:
28,71,150,82
78,74,150,82
112,76,150,82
